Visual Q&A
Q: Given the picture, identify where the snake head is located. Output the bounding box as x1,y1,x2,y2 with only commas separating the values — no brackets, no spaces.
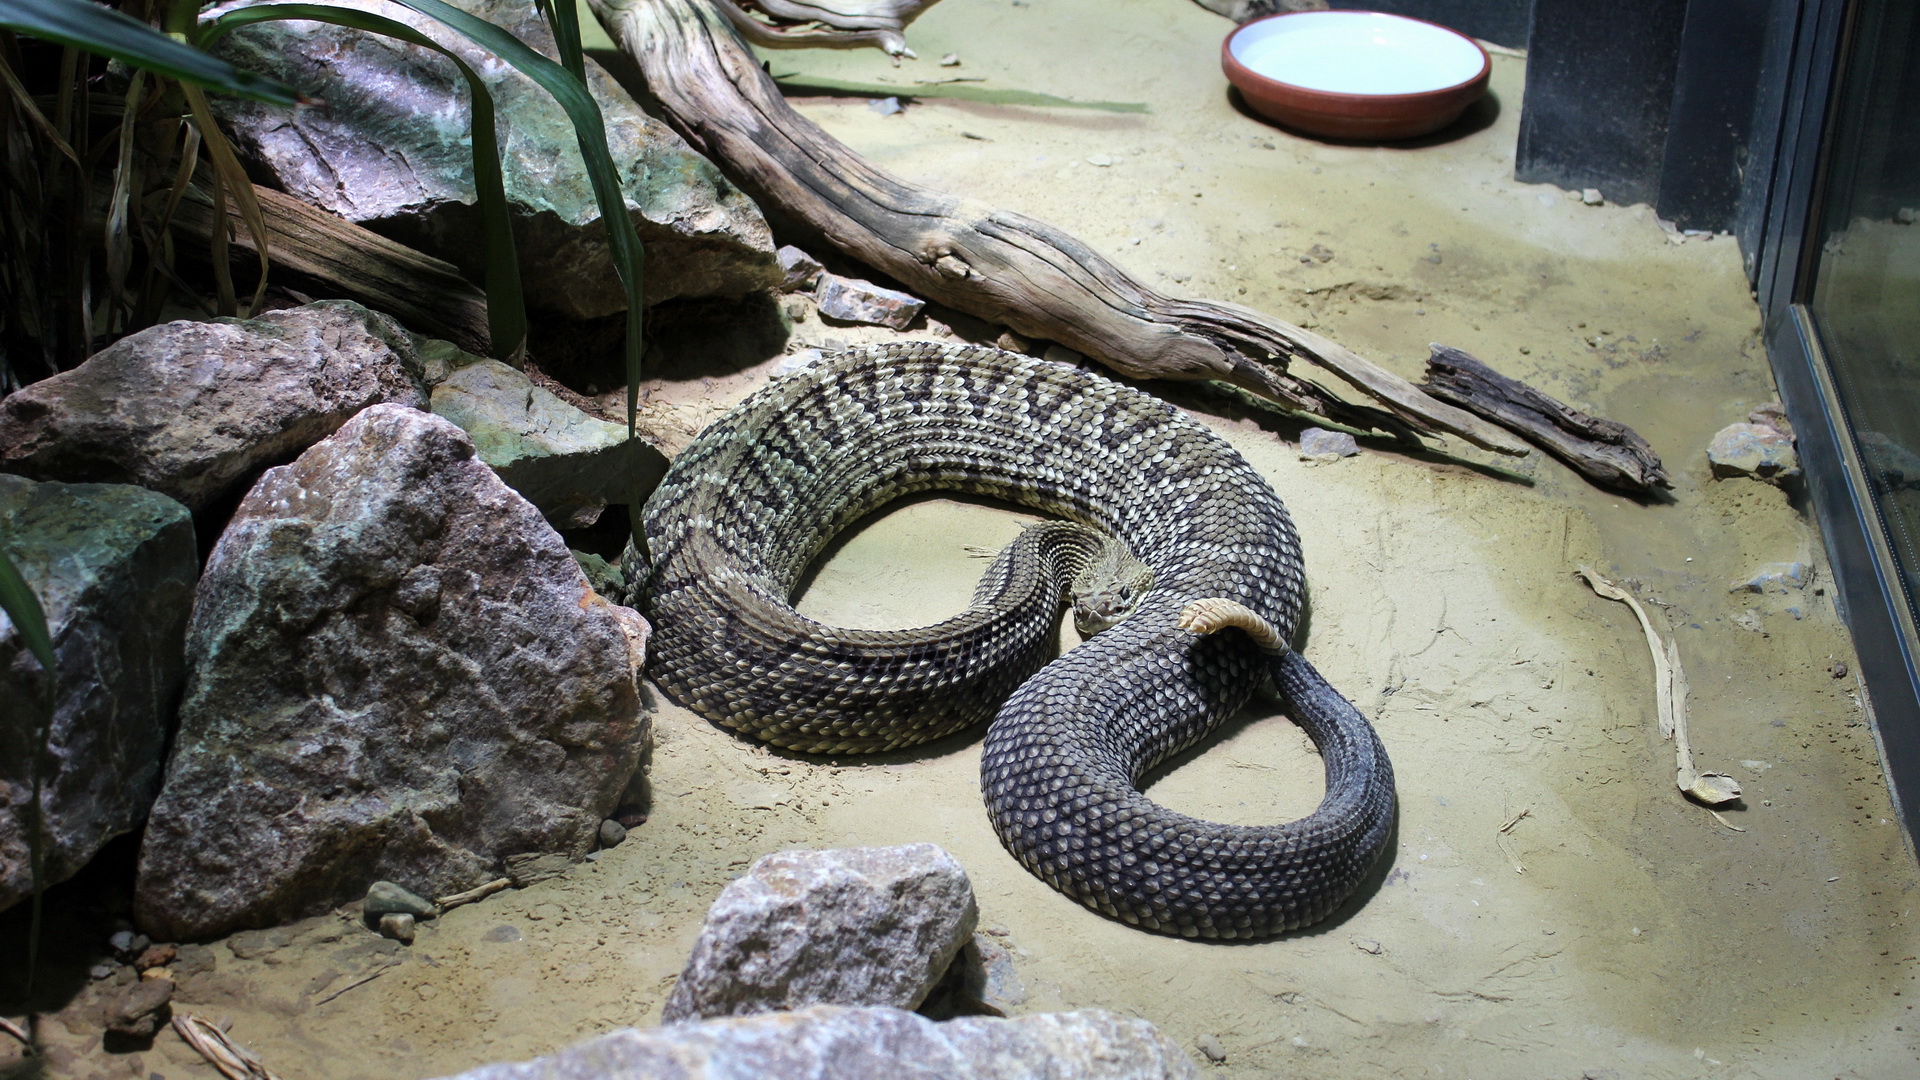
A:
1071,544,1154,635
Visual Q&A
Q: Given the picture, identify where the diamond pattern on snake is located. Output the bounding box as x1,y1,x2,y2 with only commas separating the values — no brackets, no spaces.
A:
636,342,1395,938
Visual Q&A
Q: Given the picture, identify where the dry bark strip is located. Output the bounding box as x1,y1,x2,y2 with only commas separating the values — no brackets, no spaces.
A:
170,180,493,356
1420,343,1669,493
587,0,1526,454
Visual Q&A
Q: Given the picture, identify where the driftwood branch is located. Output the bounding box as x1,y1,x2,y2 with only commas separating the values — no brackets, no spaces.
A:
587,0,1527,455
1420,344,1669,493
715,0,938,56
170,180,493,356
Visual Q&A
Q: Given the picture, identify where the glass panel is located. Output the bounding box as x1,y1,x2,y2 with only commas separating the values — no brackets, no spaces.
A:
1808,0,1920,617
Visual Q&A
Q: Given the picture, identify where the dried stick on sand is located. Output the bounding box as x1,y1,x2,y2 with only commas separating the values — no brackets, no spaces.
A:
1421,344,1670,494
1577,568,1742,808
172,1014,286,1080
586,0,1529,454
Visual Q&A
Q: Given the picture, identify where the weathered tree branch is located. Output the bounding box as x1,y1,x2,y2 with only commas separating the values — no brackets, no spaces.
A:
715,0,940,56
1420,344,1669,493
587,0,1527,454
171,180,493,355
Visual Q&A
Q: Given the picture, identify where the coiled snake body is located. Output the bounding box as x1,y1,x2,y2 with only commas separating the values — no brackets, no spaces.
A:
640,343,1394,938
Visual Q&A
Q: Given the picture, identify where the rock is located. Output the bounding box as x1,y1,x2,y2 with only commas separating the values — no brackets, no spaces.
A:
1041,344,1084,367
1707,422,1798,480
365,881,438,920
89,963,114,981
777,347,827,376
868,96,905,116
1731,562,1811,594
204,0,779,319
132,405,650,941
813,273,926,330
1747,401,1793,439
1298,427,1361,459
135,944,176,972
663,844,977,1023
105,977,173,1039
431,1006,1198,1080
0,478,196,915
430,359,669,529
573,552,626,601
1195,1033,1227,1065
378,913,416,944
1582,188,1605,205
598,819,627,849
777,246,824,292
0,301,429,511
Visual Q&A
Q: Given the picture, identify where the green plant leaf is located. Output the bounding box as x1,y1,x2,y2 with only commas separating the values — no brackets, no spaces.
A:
204,3,527,360
0,0,301,106
383,0,644,431
536,0,586,83
0,546,51,677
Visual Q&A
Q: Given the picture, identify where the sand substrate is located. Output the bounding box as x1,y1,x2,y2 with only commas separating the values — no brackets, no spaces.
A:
10,2,1918,1078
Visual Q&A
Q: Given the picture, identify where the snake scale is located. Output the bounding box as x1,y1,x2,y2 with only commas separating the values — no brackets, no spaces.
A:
639,342,1394,938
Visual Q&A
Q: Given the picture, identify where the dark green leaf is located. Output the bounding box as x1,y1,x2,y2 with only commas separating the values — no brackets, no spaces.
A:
386,0,644,430
0,545,51,677
0,0,301,106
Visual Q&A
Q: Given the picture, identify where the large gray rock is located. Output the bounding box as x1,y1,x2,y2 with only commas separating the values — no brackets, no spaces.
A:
430,359,668,529
0,301,429,511
435,1006,1199,1080
0,477,196,914
664,844,978,1023
132,404,649,940
204,0,781,319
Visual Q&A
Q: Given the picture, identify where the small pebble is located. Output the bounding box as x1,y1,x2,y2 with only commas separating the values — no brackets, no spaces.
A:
378,913,416,944
109,929,137,955
1830,662,1849,679
90,962,115,980
599,819,628,848
940,53,961,66
1581,188,1604,205
135,943,176,971
483,924,524,943
1196,1033,1228,1064
365,880,438,920
1299,427,1360,460
868,96,904,116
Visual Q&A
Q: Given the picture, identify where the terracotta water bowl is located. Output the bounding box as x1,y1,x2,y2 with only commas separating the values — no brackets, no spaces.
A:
1222,10,1491,141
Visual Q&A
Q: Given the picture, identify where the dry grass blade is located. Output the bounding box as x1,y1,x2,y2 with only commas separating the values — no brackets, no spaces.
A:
172,1013,285,1080
183,83,269,316
0,54,79,166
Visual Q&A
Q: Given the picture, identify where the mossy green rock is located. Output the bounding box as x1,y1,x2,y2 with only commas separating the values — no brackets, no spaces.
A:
0,476,196,914
431,360,668,529
133,405,649,940
205,0,780,318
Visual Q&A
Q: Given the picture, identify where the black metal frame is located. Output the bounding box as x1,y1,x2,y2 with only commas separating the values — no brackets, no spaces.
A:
1753,0,1920,846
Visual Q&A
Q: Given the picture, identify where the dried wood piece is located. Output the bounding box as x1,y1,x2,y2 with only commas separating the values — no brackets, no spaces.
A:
587,0,1526,455
1576,568,1741,808
171,1013,285,1080
1420,343,1669,493
436,877,512,911
170,180,494,357
715,0,940,55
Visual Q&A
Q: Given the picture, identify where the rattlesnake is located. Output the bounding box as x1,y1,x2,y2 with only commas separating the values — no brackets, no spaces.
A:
637,342,1394,938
